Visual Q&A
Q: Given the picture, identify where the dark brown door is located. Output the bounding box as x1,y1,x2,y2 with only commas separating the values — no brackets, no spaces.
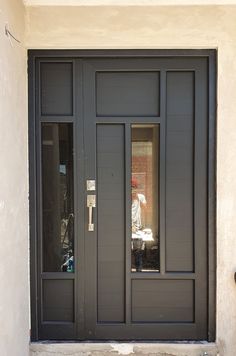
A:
30,53,213,341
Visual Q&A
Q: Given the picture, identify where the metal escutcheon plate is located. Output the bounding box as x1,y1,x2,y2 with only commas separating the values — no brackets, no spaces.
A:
87,180,96,191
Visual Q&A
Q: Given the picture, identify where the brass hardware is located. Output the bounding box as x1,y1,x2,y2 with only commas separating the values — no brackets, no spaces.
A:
87,195,96,231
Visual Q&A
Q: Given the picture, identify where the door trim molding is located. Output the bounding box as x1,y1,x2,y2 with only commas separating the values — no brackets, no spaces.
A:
28,49,216,341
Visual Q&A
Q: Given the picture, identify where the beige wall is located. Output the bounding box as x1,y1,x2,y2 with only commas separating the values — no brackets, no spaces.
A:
1,3,236,356
25,6,236,356
0,1,28,356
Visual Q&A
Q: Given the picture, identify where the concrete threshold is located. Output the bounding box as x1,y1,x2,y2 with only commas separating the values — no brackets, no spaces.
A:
30,341,218,356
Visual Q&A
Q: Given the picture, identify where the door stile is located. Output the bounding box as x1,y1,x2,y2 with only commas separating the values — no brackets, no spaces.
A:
74,59,86,339
35,59,43,336
83,60,97,338
159,69,167,275
194,61,208,339
29,53,39,340
208,53,217,341
125,123,132,325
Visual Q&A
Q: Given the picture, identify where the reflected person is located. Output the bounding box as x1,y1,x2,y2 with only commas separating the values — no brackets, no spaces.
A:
131,177,147,272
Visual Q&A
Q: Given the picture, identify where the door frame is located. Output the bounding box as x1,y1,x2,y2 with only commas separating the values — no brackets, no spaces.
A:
28,49,216,341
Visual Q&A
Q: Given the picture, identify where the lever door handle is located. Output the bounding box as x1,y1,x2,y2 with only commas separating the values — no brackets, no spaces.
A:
87,195,96,231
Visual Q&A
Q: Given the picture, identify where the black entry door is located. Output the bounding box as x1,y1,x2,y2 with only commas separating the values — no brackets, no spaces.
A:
30,52,214,341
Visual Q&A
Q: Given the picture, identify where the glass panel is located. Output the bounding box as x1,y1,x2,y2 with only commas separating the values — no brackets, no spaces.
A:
42,123,74,272
131,124,159,272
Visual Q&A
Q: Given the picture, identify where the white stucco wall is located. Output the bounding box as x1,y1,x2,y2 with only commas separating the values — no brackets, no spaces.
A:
25,5,236,356
1,2,236,356
0,1,28,356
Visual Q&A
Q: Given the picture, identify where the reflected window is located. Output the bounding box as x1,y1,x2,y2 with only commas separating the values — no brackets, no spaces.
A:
131,124,160,272
42,123,74,272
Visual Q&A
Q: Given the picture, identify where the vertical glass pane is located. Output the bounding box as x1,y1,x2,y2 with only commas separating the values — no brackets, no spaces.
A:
42,123,74,272
131,124,159,272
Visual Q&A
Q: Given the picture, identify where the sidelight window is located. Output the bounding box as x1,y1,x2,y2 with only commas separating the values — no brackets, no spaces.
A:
42,123,74,272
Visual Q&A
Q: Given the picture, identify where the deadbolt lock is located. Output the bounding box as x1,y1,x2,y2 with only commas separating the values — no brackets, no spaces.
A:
87,180,96,191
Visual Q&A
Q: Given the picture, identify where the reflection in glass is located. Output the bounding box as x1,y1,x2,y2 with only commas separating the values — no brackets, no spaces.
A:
131,124,159,272
42,123,74,272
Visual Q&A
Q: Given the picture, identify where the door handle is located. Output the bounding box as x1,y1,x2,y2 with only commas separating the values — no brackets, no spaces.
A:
87,195,96,231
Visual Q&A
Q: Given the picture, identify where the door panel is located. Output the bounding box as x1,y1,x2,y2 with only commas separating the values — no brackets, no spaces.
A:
43,279,74,322
31,53,213,341
131,279,194,322
97,124,125,323
40,62,73,116
166,71,194,272
96,71,160,116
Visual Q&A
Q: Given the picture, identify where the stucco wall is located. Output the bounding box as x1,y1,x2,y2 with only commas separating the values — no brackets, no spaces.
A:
25,6,236,356
0,1,28,356
0,3,232,356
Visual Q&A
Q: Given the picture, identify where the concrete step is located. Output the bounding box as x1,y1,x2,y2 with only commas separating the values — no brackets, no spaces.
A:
30,342,218,356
